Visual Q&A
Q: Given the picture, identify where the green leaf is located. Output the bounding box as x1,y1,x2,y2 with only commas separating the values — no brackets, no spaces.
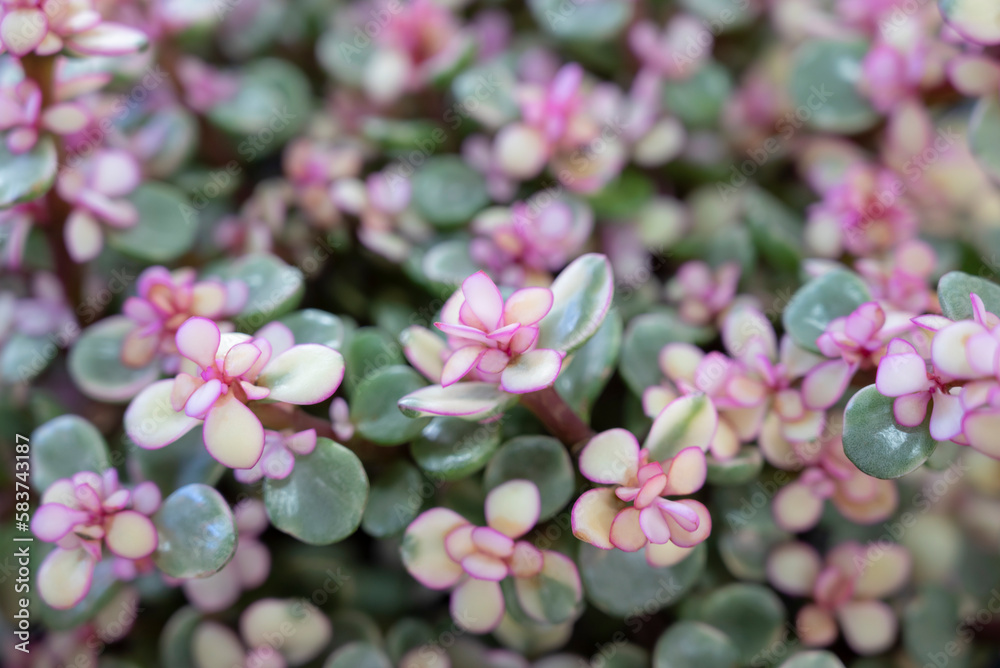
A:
131,426,224,495
31,415,111,492
421,238,480,288
362,461,425,538
450,59,519,127
0,134,56,207
37,557,122,630
778,653,846,668
344,327,405,394
843,384,937,479
207,58,310,155
902,585,971,668
707,446,765,486
528,0,632,41
207,253,305,331
653,621,740,668
588,170,655,220
324,642,393,668
644,393,716,462
537,253,614,353
0,333,55,384
412,156,490,228
619,311,714,395
362,117,447,151
398,382,515,420
153,484,237,578
969,96,1000,183
662,61,732,129
696,584,787,665
352,365,431,445
556,309,623,420
782,269,872,354
107,182,199,262
744,187,803,274
789,40,878,134
68,316,161,403
410,416,501,480
385,618,435,663
160,607,202,668
578,542,705,617
278,309,349,349
510,552,584,625
937,271,1000,320
484,436,575,521
265,438,369,545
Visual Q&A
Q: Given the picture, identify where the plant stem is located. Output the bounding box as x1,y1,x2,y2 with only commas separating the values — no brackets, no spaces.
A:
520,386,595,453
251,402,393,464
21,54,84,322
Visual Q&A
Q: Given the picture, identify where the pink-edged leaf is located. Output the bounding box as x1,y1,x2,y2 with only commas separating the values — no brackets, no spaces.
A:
450,577,505,634
610,508,647,552
508,326,539,355
772,482,825,533
0,8,47,56
441,345,487,387
401,508,468,590
645,541,695,568
876,353,930,397
461,271,504,331
659,343,704,385
253,322,295,358
38,548,96,610
105,510,158,559
31,504,88,542
644,393,718,462
435,321,492,345
478,348,510,374
662,446,707,495
893,393,930,427
256,344,345,404
767,541,821,596
124,379,201,449
723,307,776,362
509,541,544,578
485,479,540,538
190,281,228,318
398,382,512,419
837,600,898,656
661,499,711,547
949,54,1000,96
401,325,447,382
513,550,582,624
639,506,672,544
184,378,223,419
41,103,89,134
131,482,162,516
471,526,515,558
802,359,855,410
578,428,640,485
642,385,678,419
932,321,986,380
854,542,910,598
445,524,475,563
500,349,563,394
929,391,964,441
963,408,1000,458
461,553,509,581
571,488,622,550
176,317,221,369
224,342,262,378
503,287,554,326
64,209,103,263
203,394,265,469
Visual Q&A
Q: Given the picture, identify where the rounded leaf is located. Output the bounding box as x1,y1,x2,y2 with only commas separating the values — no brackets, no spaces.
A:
484,436,575,521
777,652,846,668
706,446,765,486
939,0,1000,45
206,253,305,330
620,311,714,395
0,135,56,207
362,461,425,538
106,182,198,262
264,438,369,545
936,271,1000,321
653,621,740,668
412,156,489,228
696,584,787,665
31,414,110,492
153,484,237,579
324,642,393,668
843,384,937,479
278,309,349,349
782,270,872,354
68,316,161,403
789,40,878,134
398,382,515,420
352,365,431,445
537,254,614,353
410,417,501,480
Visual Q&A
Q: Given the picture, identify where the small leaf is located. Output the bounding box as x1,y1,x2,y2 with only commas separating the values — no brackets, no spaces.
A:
68,316,161,403
206,253,304,331
588,170,655,220
264,438,369,545
0,134,56,207
131,426,224,495
789,40,878,134
278,309,349,349
410,416,501,480
937,271,1000,321
902,584,971,668
107,182,199,262
662,61,732,129
352,365,430,445
653,621,740,668
484,436,574,521
412,156,490,228
324,641,393,668
537,253,614,353
528,0,632,41
743,186,803,274
619,310,714,395
843,384,937,479
160,607,202,668
556,309,623,420
969,96,1000,183
511,552,584,625
696,583,787,665
36,556,122,630
344,327,406,394
398,382,515,420
644,394,717,462
31,415,111,492
782,269,872,354
421,238,480,288
153,484,237,578
1,333,57,384
939,0,1000,45
450,59,519,127
707,446,764,486
578,542,705,617
362,461,425,538
362,117,447,150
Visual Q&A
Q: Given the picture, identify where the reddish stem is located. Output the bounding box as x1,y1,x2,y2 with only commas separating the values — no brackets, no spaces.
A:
520,386,595,453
